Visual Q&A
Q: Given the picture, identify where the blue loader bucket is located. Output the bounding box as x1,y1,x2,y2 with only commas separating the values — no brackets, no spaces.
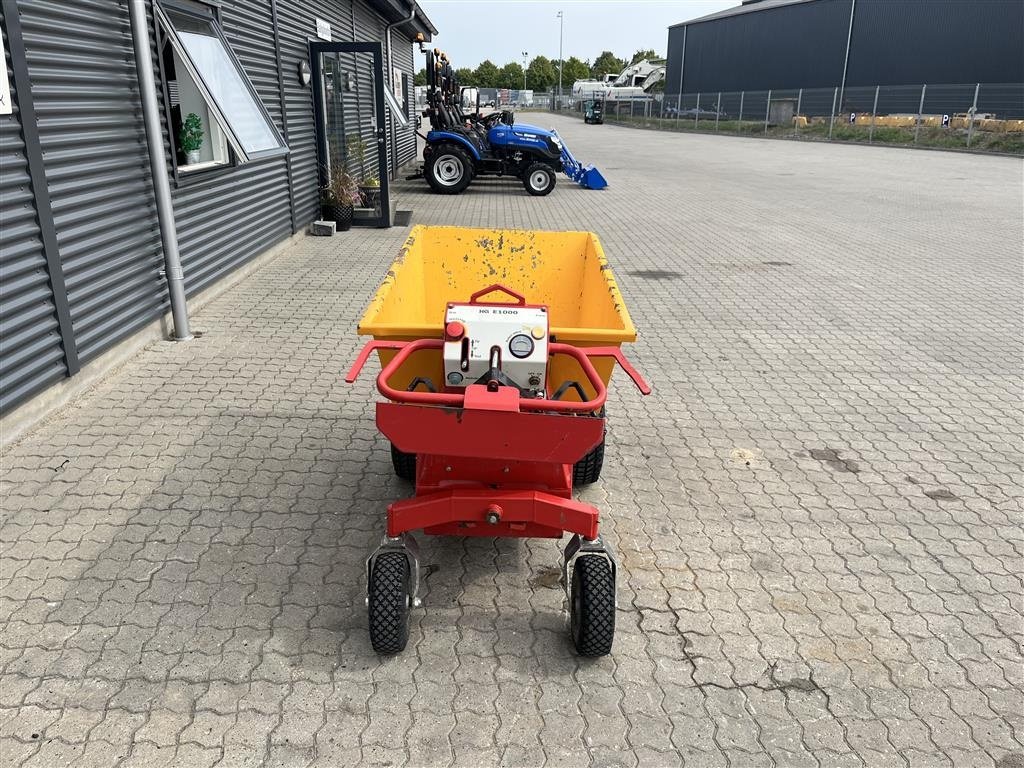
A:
555,131,608,190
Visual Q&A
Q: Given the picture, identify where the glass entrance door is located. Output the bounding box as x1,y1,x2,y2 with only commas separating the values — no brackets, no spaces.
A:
310,41,390,228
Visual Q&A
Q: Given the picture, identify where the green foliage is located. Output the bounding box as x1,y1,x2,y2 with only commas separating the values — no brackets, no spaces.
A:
413,68,427,86
179,112,204,153
322,152,359,206
591,51,625,78
473,59,500,88
498,62,525,89
525,55,556,91
455,67,475,85
630,48,658,64
561,56,591,86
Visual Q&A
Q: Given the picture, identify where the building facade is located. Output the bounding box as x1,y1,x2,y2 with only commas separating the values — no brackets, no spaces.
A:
665,0,1023,105
0,0,434,423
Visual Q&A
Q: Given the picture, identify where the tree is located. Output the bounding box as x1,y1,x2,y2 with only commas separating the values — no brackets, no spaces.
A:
473,59,500,88
525,55,557,91
455,67,474,85
561,56,590,86
413,68,427,86
630,48,659,64
497,62,525,89
591,51,625,79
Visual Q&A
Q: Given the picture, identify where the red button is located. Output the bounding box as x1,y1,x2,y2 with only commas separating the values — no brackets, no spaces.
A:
445,321,465,340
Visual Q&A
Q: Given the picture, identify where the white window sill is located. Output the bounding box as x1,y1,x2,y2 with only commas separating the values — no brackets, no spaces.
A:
179,160,229,174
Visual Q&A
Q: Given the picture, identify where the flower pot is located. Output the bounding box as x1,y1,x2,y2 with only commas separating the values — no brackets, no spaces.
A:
324,203,354,231
186,150,201,165
359,185,381,209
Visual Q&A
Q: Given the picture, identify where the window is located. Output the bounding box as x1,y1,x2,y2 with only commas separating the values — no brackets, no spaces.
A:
156,1,287,173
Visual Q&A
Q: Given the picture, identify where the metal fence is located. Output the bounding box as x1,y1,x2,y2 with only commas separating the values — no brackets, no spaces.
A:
547,83,1024,152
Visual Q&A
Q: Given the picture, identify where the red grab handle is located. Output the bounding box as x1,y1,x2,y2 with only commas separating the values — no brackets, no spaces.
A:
467,284,527,306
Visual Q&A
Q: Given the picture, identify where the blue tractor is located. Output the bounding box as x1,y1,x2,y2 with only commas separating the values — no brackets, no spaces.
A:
416,45,606,196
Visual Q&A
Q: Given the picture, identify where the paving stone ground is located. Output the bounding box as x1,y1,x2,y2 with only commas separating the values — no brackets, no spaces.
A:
1,114,1022,768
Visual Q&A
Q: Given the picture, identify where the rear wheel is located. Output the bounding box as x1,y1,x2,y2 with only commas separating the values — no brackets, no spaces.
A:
522,162,556,196
368,552,411,654
573,434,605,486
569,555,616,656
425,144,473,195
391,443,416,482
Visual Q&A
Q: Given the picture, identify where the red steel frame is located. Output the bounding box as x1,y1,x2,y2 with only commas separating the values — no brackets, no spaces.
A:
346,338,650,541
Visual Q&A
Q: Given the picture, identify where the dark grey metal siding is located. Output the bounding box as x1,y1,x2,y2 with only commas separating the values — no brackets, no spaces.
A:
666,0,1024,94
670,0,849,93
845,0,1024,87
170,0,293,296
17,0,166,365
392,34,416,170
0,13,67,412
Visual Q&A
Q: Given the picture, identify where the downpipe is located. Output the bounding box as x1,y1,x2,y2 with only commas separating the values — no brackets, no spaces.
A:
128,0,192,341
385,6,416,179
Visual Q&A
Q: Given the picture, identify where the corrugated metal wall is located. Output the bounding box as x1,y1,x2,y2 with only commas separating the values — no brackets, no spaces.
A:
846,0,1024,87
0,12,67,413
666,0,1024,94
0,0,420,417
391,33,416,170
669,0,849,94
18,0,167,365
170,0,293,296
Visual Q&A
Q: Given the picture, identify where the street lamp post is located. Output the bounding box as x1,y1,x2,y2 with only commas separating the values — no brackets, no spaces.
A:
556,10,563,107
522,51,528,91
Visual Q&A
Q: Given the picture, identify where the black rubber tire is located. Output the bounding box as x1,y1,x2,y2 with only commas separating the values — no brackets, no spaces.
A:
425,144,474,195
570,556,616,657
522,162,556,196
368,552,411,654
573,434,605,486
391,443,416,482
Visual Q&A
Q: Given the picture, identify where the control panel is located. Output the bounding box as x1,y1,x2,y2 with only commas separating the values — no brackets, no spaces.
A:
443,302,549,395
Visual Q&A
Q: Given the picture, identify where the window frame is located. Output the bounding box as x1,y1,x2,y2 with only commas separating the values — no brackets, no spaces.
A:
155,0,288,169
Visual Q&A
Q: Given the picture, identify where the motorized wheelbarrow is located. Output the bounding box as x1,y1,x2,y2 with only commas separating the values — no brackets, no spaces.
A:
346,226,650,656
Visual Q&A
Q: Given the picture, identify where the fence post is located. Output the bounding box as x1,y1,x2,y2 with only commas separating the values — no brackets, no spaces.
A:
738,91,745,134
795,88,803,135
716,91,721,131
967,82,980,147
764,89,772,135
695,92,700,128
631,99,635,120
869,84,879,143
915,84,927,144
828,86,838,139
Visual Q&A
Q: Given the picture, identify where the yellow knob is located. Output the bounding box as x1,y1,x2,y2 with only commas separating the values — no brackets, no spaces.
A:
531,326,545,339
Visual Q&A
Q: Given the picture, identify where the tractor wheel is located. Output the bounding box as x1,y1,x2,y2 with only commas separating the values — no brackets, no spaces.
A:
569,555,616,657
391,443,416,482
572,434,605,486
368,551,411,654
425,144,473,195
522,162,556,196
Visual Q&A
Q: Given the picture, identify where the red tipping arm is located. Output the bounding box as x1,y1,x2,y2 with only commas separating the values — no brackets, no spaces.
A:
579,347,652,395
345,340,407,383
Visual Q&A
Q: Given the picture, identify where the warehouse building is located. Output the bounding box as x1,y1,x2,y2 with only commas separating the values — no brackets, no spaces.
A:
665,0,1023,112
0,0,435,433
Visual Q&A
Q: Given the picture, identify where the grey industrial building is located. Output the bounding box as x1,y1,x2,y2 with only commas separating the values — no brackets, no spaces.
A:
0,0,435,427
665,0,1024,113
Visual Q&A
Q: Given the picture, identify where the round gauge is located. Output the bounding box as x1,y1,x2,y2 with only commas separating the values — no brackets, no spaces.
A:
508,333,534,359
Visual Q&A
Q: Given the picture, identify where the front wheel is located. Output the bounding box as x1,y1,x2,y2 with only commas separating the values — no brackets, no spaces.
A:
569,555,616,656
425,145,474,195
368,552,411,654
522,162,556,197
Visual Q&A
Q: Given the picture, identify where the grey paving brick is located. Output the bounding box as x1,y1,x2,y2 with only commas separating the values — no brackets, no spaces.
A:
1,114,1022,766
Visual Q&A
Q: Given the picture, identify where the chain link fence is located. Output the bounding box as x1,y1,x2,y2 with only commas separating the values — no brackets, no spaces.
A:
548,83,1024,153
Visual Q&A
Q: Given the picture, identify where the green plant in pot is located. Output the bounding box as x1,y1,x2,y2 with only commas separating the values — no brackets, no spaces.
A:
359,174,381,209
321,160,359,231
180,112,204,165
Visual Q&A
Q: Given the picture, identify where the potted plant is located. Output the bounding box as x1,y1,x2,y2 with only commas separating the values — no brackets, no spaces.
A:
180,112,204,165
359,174,381,209
321,162,359,231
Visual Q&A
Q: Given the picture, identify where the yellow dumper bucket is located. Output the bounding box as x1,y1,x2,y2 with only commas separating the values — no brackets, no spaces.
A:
358,225,637,399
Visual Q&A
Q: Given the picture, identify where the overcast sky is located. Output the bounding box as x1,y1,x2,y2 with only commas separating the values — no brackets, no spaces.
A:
417,0,736,70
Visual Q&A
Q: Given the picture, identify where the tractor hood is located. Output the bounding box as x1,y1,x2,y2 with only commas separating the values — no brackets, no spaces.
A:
511,123,557,138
